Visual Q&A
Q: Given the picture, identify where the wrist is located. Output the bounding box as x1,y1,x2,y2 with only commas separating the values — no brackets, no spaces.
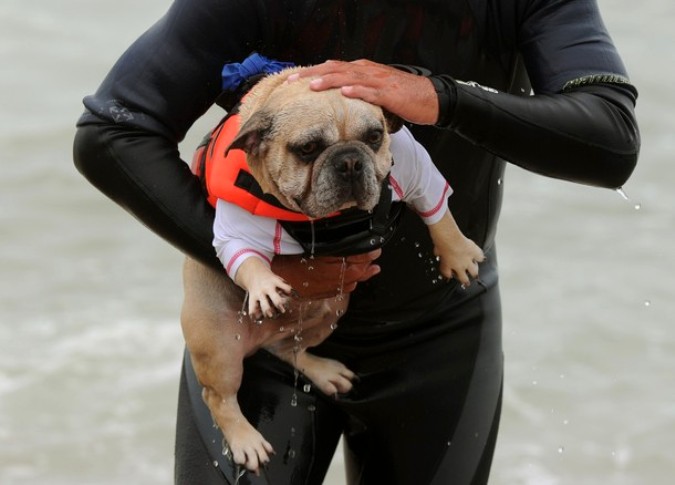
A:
428,75,458,128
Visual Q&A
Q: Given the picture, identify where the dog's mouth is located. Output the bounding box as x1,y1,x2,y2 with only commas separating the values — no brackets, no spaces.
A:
295,180,379,219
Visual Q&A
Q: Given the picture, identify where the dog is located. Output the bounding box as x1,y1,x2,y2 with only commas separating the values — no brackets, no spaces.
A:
180,67,484,473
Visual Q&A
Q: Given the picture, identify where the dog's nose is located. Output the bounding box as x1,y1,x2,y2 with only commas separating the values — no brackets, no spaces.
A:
334,155,363,179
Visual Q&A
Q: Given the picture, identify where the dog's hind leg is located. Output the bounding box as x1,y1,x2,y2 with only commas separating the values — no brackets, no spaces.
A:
294,350,356,396
180,257,273,473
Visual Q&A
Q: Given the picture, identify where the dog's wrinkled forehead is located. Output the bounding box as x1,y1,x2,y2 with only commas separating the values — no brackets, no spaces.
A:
265,82,385,142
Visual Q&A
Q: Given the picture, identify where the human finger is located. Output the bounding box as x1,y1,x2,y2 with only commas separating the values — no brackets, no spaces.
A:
287,59,351,82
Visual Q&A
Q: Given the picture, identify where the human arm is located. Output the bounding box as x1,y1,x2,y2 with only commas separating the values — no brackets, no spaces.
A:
292,60,638,189
290,1,640,190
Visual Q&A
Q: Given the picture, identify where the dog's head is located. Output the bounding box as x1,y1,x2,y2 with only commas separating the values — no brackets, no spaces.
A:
229,67,402,219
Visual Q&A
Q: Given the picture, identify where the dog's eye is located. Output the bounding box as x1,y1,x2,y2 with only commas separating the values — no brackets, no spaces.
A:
291,140,324,162
364,129,384,148
299,141,319,155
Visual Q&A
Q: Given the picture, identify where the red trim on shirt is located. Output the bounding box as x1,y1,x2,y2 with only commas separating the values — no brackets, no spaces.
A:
273,222,283,254
417,182,451,218
226,248,272,275
388,174,404,198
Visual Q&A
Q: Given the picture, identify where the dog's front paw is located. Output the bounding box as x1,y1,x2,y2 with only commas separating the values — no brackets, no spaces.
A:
248,288,291,320
247,274,293,320
437,238,485,287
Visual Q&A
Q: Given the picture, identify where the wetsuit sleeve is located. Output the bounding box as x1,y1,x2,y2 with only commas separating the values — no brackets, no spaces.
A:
73,0,264,269
429,0,640,189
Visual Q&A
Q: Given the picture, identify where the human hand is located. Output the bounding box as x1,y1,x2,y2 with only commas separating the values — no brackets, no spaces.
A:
287,59,439,125
271,249,382,300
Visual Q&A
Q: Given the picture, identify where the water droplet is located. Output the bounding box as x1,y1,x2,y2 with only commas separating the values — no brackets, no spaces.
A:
369,238,377,245
300,258,308,265
558,446,565,454
615,187,643,209
213,460,219,467
414,241,420,248
615,187,629,201
335,309,344,317
279,326,285,332
308,265,314,271
330,323,338,330
418,252,423,258
302,281,309,287
644,300,651,307
303,384,312,393
497,178,502,185
290,394,298,407
563,419,569,425
235,334,241,341
532,380,538,386
308,404,316,412
254,317,263,325
560,374,565,379
447,441,452,447
288,449,296,459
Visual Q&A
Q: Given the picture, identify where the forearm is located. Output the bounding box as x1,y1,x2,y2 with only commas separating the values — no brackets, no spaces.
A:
73,123,221,269
432,76,640,188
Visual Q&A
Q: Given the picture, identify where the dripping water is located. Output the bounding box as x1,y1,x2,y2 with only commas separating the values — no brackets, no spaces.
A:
615,186,642,210
310,220,316,257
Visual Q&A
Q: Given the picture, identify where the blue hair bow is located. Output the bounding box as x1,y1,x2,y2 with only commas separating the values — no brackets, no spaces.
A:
221,53,295,91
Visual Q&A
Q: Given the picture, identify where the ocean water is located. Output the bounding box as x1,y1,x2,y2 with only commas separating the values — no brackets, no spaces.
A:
1,0,673,483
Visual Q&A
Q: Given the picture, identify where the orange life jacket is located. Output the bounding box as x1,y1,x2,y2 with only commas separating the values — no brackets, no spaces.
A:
191,110,312,221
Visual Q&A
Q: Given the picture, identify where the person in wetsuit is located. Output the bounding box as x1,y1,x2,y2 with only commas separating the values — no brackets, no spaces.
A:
72,1,640,484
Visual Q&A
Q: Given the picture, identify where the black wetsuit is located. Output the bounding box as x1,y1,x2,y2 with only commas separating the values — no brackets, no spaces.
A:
72,1,639,484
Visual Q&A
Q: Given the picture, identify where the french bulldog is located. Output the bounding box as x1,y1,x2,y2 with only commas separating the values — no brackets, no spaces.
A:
180,67,484,473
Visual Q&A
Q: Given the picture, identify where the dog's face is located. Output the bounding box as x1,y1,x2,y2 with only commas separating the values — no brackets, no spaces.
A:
229,67,400,219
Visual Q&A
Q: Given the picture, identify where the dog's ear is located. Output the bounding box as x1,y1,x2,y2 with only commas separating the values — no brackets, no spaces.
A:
228,110,274,158
383,109,404,134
